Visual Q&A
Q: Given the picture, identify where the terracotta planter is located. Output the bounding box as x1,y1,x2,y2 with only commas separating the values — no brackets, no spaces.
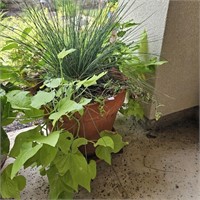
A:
48,90,126,155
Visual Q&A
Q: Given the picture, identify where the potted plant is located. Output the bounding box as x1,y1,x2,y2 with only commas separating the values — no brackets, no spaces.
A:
0,1,166,199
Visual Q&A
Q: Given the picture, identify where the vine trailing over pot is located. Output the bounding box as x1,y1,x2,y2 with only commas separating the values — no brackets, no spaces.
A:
0,70,128,199
0,66,129,199
0,0,166,199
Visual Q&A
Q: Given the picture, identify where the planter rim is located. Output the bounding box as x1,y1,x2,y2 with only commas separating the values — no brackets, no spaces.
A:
83,89,126,108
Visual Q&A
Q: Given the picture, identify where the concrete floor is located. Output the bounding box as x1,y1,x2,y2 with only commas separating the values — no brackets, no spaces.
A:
4,115,199,200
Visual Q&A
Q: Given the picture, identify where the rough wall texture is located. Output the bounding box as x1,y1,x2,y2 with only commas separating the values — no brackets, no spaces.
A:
120,0,170,57
148,0,199,119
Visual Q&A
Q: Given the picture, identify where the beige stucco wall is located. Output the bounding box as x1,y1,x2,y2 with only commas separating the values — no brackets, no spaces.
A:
147,0,199,119
120,0,170,57
121,0,199,119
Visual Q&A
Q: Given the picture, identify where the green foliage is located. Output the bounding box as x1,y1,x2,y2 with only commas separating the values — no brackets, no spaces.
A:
0,1,167,199
95,131,128,164
71,138,88,154
120,99,144,120
1,43,18,51
0,1,166,110
6,90,31,110
95,146,113,164
1,125,125,199
0,66,19,82
0,2,7,10
11,143,43,179
49,97,90,126
1,127,10,154
31,91,55,109
1,75,128,199
0,17,44,87
139,30,149,62
94,136,114,149
10,127,60,157
100,130,128,153
0,88,17,126
57,49,76,60
0,87,16,156
0,164,26,200
38,144,58,167
1,1,127,81
47,165,74,199
76,72,107,88
44,78,62,88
